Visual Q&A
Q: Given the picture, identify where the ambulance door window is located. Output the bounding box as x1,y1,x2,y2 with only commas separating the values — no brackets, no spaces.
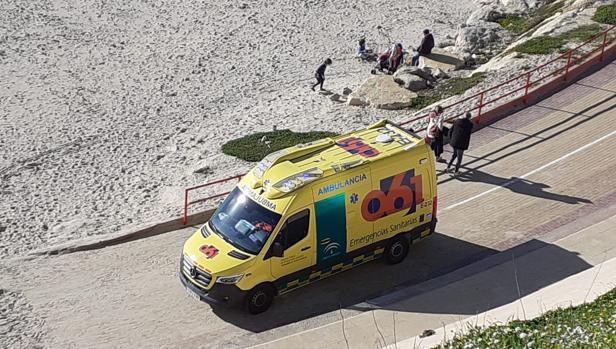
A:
277,209,310,250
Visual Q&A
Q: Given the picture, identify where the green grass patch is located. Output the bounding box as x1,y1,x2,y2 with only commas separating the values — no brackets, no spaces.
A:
498,16,529,35
410,95,441,110
412,73,486,111
513,36,565,54
593,4,616,24
498,1,564,34
442,73,487,96
436,286,616,348
221,129,338,162
559,24,605,42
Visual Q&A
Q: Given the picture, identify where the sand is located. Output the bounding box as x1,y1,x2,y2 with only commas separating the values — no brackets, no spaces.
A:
0,0,477,258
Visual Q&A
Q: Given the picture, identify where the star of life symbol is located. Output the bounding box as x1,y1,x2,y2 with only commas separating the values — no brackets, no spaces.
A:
350,193,359,204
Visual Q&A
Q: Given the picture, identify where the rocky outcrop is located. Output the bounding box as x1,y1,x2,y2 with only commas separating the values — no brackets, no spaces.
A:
393,71,428,92
392,66,438,90
419,48,466,72
347,76,417,110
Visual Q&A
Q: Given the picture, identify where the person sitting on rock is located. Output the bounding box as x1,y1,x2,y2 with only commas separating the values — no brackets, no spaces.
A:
388,43,404,73
412,29,435,66
373,44,403,74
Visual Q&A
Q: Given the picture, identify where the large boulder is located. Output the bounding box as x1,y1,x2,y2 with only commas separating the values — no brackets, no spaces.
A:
397,66,437,82
418,48,465,72
347,76,417,110
466,4,508,25
393,72,428,92
454,22,505,54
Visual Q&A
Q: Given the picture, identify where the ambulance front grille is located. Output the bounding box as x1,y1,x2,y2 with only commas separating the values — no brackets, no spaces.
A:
182,256,212,289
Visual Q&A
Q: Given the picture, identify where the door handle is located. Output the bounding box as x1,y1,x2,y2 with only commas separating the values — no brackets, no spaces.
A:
301,246,311,251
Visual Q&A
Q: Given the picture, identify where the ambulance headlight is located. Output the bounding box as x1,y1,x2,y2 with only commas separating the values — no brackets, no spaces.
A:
216,274,244,284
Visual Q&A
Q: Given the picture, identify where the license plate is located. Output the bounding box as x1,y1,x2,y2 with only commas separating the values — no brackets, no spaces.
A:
186,286,200,301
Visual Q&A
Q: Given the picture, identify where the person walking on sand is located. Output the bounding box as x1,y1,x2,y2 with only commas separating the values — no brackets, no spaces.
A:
412,29,435,66
311,58,332,91
447,112,474,175
427,105,445,162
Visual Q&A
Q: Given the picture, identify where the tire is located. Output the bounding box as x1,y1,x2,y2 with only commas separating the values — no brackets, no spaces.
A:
384,236,409,264
245,284,275,314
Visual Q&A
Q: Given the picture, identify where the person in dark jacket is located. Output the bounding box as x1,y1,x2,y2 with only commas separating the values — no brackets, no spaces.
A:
412,29,435,66
311,58,332,91
447,112,474,175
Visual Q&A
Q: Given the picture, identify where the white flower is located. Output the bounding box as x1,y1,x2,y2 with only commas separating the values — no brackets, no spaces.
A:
519,332,528,339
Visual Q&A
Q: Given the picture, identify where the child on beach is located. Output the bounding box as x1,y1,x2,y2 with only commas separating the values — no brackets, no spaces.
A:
356,38,375,61
311,58,332,91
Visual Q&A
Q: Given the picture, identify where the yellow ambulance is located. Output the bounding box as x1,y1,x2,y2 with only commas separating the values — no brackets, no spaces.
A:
179,120,438,313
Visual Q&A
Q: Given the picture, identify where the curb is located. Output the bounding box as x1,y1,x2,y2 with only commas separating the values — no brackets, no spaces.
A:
25,208,215,258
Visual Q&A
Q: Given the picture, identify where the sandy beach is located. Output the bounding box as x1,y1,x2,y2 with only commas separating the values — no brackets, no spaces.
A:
0,0,477,259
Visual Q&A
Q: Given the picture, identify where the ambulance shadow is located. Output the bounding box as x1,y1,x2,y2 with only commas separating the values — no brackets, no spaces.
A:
212,232,512,332
454,169,593,205
376,239,592,317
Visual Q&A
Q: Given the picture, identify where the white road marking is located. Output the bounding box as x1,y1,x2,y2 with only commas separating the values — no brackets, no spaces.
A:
443,129,616,211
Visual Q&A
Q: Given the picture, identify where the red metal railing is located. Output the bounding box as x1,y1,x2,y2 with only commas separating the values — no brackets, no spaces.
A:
183,173,245,224
182,25,615,224
399,24,616,129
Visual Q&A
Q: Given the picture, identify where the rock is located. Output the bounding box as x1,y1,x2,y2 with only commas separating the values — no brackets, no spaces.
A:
395,66,437,82
530,11,595,38
342,87,353,95
419,48,465,72
330,93,341,101
454,22,505,54
347,76,417,110
466,5,507,25
432,68,450,79
394,73,428,92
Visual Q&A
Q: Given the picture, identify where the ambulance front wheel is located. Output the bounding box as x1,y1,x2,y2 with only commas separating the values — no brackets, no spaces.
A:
245,284,275,314
385,236,409,264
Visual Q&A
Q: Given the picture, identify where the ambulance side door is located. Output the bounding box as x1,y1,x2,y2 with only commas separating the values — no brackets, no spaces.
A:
267,207,315,279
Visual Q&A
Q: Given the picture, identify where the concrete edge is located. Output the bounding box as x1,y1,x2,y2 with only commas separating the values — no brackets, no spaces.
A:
387,256,616,349
22,208,216,259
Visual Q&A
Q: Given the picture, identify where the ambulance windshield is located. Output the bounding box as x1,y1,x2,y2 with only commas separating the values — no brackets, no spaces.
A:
208,188,281,255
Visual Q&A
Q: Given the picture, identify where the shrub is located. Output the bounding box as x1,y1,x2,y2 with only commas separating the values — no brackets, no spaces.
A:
498,1,565,34
593,4,616,24
559,24,605,42
411,73,486,111
221,129,338,162
410,95,441,110
499,16,528,34
436,287,616,349
443,73,487,96
514,36,565,54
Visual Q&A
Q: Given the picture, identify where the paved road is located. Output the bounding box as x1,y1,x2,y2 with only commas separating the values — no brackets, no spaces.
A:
3,62,616,349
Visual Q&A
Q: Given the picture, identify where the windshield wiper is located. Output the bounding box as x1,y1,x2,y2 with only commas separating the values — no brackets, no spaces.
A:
208,221,255,255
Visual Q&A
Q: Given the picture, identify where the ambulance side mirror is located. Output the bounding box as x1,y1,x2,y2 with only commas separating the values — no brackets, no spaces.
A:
272,241,285,258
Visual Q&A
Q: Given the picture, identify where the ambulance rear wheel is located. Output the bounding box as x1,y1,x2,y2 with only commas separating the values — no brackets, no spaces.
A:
245,284,275,314
385,236,409,264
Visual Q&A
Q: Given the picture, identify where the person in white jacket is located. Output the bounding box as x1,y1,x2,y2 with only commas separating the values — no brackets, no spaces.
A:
426,105,445,161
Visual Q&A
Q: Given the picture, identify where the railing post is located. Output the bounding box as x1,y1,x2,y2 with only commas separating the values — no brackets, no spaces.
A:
183,188,189,225
564,50,573,81
523,71,532,104
477,92,485,124
600,31,608,62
